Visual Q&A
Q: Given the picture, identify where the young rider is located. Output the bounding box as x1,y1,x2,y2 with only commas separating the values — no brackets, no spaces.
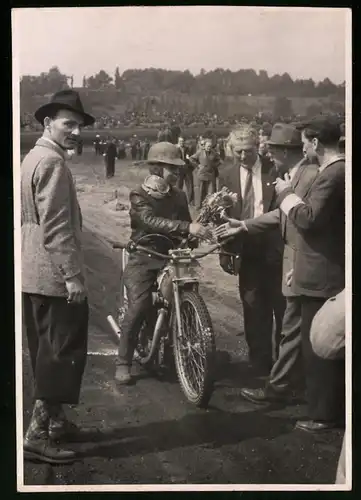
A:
115,142,212,384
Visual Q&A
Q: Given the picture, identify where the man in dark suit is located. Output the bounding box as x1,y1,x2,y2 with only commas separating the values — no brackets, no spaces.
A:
130,135,139,160
217,124,286,375
274,116,345,432
103,138,117,178
216,123,319,401
176,136,194,205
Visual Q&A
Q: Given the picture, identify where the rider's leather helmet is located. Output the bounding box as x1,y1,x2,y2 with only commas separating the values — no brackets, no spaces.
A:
147,142,185,167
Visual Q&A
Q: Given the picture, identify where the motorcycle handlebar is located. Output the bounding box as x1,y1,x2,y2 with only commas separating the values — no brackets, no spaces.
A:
110,236,237,260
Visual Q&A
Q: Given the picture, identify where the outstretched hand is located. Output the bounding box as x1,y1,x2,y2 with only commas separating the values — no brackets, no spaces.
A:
213,221,246,240
189,222,213,242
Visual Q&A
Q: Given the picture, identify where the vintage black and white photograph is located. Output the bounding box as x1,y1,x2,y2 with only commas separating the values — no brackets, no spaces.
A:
12,6,351,492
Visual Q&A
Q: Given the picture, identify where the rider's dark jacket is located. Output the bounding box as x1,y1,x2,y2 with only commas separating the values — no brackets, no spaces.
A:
128,184,192,253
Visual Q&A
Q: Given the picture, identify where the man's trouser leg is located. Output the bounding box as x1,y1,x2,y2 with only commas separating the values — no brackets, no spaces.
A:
176,171,185,191
185,170,195,204
116,257,158,367
268,296,303,391
212,176,218,193
267,259,287,362
110,158,115,177
22,293,89,405
197,180,209,209
238,260,274,374
300,296,345,422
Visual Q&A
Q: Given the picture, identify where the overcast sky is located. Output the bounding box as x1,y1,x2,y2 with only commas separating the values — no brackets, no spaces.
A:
12,6,349,87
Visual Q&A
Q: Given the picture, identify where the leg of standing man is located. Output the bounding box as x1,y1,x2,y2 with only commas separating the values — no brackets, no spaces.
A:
185,169,195,205
177,170,185,191
295,296,345,431
238,259,275,375
240,296,303,403
197,180,207,210
23,293,89,462
109,158,115,178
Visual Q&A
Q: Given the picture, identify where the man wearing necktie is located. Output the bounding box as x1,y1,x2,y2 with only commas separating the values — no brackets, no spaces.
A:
218,124,285,376
176,136,195,205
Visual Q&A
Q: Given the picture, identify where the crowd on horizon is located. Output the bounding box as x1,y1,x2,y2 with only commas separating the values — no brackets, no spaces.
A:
20,105,345,133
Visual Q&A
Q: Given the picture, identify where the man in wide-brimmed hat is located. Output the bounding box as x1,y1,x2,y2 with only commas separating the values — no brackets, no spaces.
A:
21,90,95,464
115,142,212,385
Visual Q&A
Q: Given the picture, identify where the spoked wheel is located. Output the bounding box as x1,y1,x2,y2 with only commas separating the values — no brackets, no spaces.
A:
173,290,216,408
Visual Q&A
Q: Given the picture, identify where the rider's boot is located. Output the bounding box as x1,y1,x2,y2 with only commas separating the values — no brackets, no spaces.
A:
115,361,132,385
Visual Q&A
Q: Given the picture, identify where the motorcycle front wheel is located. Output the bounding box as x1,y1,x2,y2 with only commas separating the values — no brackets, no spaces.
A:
172,290,216,408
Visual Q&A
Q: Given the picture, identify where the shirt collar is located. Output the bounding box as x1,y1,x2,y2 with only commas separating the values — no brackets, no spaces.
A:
318,154,345,173
36,136,71,160
41,136,64,150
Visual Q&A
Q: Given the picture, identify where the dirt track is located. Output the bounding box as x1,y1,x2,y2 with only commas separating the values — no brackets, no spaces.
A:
22,150,343,488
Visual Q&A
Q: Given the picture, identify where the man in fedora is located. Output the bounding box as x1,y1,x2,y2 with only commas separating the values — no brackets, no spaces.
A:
216,124,286,376
215,122,319,403
21,89,95,464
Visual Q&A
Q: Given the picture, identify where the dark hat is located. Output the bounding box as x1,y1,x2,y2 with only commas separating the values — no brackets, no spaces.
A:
34,89,95,127
295,115,342,143
267,123,302,148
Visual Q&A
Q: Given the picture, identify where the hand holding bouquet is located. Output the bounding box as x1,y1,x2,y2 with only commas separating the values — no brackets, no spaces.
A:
196,187,238,226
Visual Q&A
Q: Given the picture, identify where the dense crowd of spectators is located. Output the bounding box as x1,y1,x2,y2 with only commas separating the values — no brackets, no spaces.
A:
21,107,345,132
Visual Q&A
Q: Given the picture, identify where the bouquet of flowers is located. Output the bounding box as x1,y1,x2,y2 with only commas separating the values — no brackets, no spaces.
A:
196,187,238,226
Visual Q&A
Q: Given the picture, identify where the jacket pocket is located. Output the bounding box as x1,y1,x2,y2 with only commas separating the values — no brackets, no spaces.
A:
294,251,327,291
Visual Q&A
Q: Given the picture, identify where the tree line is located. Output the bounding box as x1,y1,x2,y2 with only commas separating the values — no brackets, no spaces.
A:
20,66,345,99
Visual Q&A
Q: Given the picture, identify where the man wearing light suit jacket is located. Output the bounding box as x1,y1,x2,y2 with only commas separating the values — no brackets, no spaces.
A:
21,90,95,464
217,124,286,376
274,116,345,433
216,123,319,403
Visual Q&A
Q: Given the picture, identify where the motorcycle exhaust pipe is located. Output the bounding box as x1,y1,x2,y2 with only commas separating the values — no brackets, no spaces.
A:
139,308,167,365
107,315,121,339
